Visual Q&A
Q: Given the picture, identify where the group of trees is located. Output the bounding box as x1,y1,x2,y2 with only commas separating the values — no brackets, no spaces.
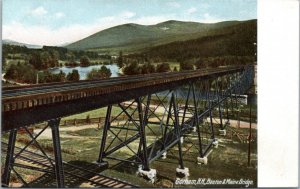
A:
2,44,115,73
87,66,112,79
4,62,81,84
194,56,256,69
29,50,59,70
123,62,171,75
179,61,194,71
80,56,91,67
4,61,114,84
124,21,256,68
5,63,36,83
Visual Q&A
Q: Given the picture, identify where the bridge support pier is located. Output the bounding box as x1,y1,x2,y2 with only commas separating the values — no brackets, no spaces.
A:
219,129,226,136
137,97,150,171
197,156,208,165
97,105,112,167
172,92,189,178
212,139,219,148
1,129,17,187
49,118,65,188
137,166,157,183
176,166,190,178
161,151,167,159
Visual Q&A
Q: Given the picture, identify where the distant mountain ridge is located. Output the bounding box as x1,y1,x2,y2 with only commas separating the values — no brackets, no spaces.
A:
2,39,42,49
66,20,251,52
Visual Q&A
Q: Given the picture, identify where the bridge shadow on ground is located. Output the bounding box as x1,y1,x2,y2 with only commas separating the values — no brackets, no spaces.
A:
27,161,134,188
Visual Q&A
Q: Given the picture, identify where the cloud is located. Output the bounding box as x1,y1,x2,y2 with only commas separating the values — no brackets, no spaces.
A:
3,21,98,46
167,2,181,8
187,7,197,14
54,12,65,19
198,13,222,23
120,11,136,19
30,6,48,16
3,14,175,46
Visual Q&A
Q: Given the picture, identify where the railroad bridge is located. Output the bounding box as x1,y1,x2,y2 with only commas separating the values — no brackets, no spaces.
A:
1,66,254,187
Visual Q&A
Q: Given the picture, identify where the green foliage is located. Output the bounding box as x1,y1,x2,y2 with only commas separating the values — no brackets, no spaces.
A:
65,62,79,67
66,20,246,51
29,51,42,69
38,70,66,83
40,51,52,68
66,52,76,63
87,66,112,80
42,46,67,60
80,56,90,67
117,51,124,68
29,50,60,69
173,67,178,72
141,63,155,74
195,58,205,69
180,61,194,71
128,20,257,65
5,63,37,83
195,56,255,68
123,62,140,75
156,63,171,73
67,69,80,81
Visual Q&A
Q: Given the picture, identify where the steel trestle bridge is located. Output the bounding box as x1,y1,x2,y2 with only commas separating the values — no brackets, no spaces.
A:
1,65,254,187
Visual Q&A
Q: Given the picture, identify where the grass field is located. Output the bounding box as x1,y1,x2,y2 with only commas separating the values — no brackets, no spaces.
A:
1,119,257,188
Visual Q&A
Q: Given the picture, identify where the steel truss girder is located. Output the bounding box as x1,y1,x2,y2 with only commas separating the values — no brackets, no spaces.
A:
1,119,65,188
97,66,254,174
1,66,254,186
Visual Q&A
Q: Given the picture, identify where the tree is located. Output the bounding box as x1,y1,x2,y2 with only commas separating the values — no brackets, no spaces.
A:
29,51,42,69
50,50,60,67
87,66,112,80
123,62,140,75
57,70,66,82
67,69,80,81
5,63,37,83
195,58,205,70
66,52,76,63
141,63,155,74
180,61,194,71
173,67,178,72
156,63,170,73
80,56,90,67
40,51,52,69
117,51,124,68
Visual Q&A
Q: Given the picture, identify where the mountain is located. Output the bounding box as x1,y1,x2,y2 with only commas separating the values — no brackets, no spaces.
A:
131,19,257,60
66,20,246,52
3,39,42,49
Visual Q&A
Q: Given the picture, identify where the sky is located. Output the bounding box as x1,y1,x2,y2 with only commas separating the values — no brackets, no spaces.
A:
2,0,257,46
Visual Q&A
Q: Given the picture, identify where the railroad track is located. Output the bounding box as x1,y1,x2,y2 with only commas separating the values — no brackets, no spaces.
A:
2,66,248,131
3,66,242,98
1,142,137,188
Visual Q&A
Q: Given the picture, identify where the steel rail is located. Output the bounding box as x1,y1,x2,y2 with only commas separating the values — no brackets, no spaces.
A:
2,66,243,99
1,142,137,188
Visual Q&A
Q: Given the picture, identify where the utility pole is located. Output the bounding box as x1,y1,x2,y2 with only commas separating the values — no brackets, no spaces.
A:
247,105,252,167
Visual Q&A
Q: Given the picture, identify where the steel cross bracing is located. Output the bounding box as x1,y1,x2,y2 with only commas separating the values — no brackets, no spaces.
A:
97,66,254,180
1,66,254,187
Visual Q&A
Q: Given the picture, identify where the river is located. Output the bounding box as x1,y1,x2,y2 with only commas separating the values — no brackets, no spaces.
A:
48,64,119,80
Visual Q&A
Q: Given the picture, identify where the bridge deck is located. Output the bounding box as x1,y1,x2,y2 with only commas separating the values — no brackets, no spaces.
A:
2,66,244,131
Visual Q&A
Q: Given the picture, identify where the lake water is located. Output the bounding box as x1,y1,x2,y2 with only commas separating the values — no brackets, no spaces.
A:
49,64,119,80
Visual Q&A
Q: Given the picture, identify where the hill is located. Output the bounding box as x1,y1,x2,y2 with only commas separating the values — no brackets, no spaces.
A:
2,39,42,49
66,20,245,52
130,19,257,61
